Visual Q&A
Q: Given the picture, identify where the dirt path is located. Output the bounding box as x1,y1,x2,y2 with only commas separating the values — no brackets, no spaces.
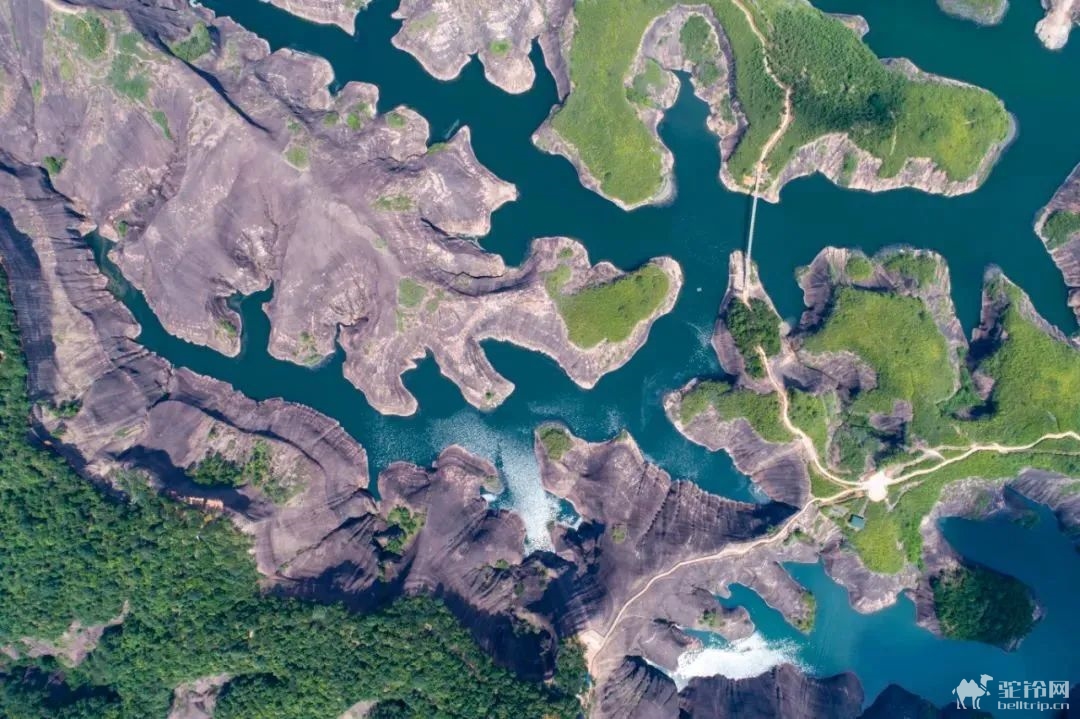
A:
590,487,856,667
726,0,793,192
758,347,853,487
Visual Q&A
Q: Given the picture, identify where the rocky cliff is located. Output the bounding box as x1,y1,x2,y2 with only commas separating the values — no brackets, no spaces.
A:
1035,162,1080,324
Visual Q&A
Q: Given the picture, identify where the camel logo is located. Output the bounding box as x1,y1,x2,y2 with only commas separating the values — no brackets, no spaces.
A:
953,674,993,709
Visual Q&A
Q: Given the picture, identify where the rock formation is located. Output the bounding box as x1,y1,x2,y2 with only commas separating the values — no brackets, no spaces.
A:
1036,0,1079,49
2,0,680,417
266,0,362,33
1035,162,1080,324
391,0,574,94
937,0,1008,26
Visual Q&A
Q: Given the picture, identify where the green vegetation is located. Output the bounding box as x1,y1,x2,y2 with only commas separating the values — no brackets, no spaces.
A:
117,31,140,54
839,152,859,185
169,23,212,63
52,399,82,419
548,0,1006,204
489,39,511,56
681,16,717,66
42,156,65,178
346,103,372,130
386,111,407,129
61,13,108,60
384,506,424,554
626,59,665,107
374,194,414,212
539,426,573,461
793,592,816,633
968,290,1080,443
547,264,670,348
789,389,830,458
107,53,150,102
1042,210,1080,250
322,111,339,126
802,287,957,444
883,252,938,286
150,109,172,139
217,318,238,338
548,0,673,204
397,278,427,308
724,298,780,377
679,380,789,442
285,145,310,170
848,501,905,573
761,0,1007,181
844,255,873,281
610,524,627,543
932,564,1035,646
185,441,289,501
188,451,245,486
0,265,582,718
864,447,1080,571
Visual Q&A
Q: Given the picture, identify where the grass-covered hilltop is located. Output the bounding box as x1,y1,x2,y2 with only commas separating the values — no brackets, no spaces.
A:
544,0,1011,206
668,248,1078,647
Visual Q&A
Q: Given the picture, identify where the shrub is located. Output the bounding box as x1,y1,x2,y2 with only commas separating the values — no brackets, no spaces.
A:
169,23,212,63
1042,210,1080,250
539,426,573,460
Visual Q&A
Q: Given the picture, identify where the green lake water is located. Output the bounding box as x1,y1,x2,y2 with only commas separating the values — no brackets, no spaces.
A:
97,0,1080,709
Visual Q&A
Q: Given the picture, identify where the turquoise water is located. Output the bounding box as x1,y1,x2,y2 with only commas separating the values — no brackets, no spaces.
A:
101,0,1080,706
715,500,1080,715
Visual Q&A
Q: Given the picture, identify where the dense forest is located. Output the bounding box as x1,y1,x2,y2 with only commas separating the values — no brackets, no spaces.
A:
0,266,585,718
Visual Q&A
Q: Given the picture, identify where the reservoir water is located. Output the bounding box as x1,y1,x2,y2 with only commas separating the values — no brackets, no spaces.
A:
100,0,1080,710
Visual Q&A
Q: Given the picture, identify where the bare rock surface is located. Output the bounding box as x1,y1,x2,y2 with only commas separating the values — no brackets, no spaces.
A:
167,674,230,719
937,0,1008,25
1035,162,1080,324
392,0,574,94
1,0,679,418
1036,0,1079,48
267,0,363,32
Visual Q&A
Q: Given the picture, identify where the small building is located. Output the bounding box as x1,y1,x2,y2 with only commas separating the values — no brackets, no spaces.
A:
848,514,866,531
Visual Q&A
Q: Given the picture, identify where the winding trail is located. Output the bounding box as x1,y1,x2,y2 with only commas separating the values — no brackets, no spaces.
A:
588,337,1080,672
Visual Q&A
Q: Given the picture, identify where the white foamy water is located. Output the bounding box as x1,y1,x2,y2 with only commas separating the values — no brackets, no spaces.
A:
428,411,559,550
670,633,806,690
